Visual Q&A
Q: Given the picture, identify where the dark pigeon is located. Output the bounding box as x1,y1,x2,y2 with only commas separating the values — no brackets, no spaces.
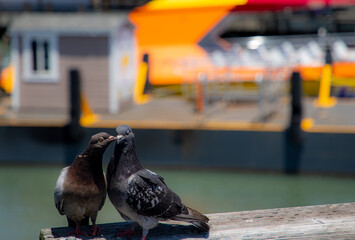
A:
54,132,116,237
107,125,209,240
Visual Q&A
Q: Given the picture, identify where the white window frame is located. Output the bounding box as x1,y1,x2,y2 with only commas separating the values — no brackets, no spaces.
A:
22,33,59,83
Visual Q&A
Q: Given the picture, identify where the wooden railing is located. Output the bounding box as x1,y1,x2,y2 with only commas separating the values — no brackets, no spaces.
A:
40,202,355,239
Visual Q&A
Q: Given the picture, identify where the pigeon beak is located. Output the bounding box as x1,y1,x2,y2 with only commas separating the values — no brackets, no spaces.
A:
117,134,124,142
108,136,117,142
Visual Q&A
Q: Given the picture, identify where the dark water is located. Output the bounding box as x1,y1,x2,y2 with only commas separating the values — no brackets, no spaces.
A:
0,165,355,239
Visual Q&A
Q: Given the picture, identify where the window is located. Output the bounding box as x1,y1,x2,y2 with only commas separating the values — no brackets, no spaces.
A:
31,39,50,72
23,33,58,82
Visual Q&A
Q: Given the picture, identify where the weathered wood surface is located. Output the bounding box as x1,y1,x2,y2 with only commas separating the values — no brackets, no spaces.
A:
40,202,355,240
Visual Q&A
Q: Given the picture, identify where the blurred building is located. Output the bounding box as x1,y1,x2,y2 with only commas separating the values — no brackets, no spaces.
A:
0,0,150,38
3,0,355,114
10,13,135,114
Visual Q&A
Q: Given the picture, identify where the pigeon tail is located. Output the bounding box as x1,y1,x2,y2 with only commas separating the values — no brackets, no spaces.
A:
171,207,209,231
191,221,210,232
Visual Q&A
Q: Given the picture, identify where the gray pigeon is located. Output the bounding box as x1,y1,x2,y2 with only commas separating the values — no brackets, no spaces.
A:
107,125,209,240
54,132,116,237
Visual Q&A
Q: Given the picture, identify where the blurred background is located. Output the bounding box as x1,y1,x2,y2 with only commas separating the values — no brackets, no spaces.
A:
1,0,355,239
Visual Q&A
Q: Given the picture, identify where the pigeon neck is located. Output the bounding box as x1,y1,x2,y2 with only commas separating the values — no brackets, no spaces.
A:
114,141,143,176
71,153,104,186
76,147,104,170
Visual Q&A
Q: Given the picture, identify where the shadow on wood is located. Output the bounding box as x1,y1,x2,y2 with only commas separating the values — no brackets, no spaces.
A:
41,202,355,240
43,221,209,240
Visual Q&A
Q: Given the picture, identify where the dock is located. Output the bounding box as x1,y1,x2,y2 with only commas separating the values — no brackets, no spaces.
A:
40,202,355,239
1,96,355,174
3,95,355,133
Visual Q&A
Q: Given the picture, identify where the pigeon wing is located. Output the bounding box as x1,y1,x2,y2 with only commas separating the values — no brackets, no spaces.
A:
126,169,185,219
54,166,69,215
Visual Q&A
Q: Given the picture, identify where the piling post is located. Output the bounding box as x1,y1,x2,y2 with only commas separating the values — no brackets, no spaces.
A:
196,72,206,113
284,71,303,174
289,71,303,143
64,69,84,164
66,69,83,140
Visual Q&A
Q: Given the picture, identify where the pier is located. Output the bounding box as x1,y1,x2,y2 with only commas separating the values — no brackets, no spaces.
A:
1,96,355,174
40,202,355,239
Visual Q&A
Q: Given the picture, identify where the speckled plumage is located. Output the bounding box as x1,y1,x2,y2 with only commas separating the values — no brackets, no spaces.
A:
107,125,209,240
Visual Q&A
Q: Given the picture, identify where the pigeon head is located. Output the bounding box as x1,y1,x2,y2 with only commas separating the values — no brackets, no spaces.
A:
89,132,117,150
116,125,134,145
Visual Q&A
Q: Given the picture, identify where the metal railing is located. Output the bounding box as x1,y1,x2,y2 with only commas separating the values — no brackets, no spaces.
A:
179,56,291,121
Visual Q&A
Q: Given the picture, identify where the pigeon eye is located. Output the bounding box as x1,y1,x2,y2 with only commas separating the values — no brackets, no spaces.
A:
99,137,104,142
126,130,130,135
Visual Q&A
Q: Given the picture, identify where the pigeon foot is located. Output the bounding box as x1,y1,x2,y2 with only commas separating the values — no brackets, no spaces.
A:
89,223,101,236
68,225,87,238
116,225,138,238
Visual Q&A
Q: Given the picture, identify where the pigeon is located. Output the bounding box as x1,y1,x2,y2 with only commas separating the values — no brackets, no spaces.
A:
107,125,209,240
54,132,116,237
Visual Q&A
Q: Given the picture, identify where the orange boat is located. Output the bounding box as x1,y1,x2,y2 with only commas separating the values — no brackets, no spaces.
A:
129,0,355,89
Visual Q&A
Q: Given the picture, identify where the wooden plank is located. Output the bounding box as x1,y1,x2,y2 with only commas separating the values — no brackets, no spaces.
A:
40,202,355,240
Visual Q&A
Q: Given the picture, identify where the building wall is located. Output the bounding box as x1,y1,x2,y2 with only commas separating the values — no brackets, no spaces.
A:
59,36,109,113
18,35,109,113
19,33,68,111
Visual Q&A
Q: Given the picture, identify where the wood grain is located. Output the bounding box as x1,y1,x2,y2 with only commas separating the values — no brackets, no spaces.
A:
40,202,355,239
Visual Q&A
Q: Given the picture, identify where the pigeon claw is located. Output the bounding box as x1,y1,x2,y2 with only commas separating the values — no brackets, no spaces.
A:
116,227,138,238
89,224,101,236
68,228,88,238
68,223,88,237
